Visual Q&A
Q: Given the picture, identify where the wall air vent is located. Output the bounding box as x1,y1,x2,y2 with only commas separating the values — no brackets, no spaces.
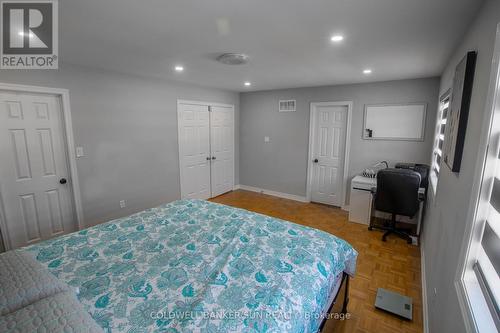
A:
279,100,296,112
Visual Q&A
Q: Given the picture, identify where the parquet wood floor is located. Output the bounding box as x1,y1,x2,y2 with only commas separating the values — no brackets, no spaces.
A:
210,190,423,333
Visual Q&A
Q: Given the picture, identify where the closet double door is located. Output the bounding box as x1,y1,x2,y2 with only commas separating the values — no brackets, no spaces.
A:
177,101,234,199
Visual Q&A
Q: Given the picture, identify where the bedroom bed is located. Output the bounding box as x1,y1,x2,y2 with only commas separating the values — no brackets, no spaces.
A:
22,199,358,332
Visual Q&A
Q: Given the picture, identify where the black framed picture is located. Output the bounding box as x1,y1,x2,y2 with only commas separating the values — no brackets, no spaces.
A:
443,51,477,173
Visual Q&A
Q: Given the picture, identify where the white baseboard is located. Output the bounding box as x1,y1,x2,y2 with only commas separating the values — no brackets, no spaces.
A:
421,243,429,333
234,184,309,203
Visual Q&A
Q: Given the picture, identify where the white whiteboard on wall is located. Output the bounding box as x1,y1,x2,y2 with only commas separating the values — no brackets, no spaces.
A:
363,103,427,141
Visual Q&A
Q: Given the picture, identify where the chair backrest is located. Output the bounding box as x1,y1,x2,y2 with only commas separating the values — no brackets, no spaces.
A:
413,164,430,190
394,162,430,191
375,168,421,217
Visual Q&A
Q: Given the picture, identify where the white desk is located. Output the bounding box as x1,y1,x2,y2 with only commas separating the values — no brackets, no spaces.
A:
349,175,376,225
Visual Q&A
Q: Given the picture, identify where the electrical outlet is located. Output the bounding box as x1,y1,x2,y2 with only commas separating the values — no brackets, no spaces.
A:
75,146,84,158
119,200,126,208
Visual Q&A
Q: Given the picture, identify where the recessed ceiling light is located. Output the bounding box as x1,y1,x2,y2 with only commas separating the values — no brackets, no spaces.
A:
244,81,251,87
330,35,344,42
363,69,372,74
174,65,184,72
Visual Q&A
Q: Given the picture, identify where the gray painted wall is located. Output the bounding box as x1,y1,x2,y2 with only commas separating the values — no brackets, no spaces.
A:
0,64,239,227
0,229,4,252
239,78,440,202
422,1,500,332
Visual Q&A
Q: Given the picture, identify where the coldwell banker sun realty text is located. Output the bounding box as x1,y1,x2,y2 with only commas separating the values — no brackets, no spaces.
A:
1,0,58,69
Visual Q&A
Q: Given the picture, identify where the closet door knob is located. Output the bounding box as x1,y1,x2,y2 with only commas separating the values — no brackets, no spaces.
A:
59,178,67,184
313,159,319,163
212,156,216,160
206,156,211,160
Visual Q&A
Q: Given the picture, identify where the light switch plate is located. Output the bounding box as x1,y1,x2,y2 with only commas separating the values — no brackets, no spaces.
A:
75,146,84,157
264,136,270,143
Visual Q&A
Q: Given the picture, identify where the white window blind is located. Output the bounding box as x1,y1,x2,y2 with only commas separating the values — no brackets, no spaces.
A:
431,93,450,183
474,156,500,328
469,77,500,329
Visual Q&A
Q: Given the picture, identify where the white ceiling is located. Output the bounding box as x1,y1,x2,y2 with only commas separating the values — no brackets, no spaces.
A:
60,0,483,92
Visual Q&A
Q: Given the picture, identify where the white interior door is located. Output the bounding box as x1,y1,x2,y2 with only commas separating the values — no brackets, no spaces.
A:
210,105,234,197
178,103,211,199
310,104,348,206
0,92,76,249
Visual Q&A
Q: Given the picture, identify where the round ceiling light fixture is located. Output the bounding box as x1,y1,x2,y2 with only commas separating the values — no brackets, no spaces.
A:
216,53,249,65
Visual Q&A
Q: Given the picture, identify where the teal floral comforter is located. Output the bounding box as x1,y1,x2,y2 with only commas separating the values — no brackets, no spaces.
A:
23,199,357,333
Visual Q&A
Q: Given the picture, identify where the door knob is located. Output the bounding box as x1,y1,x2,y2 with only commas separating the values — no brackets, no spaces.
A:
59,178,67,184
313,159,319,163
212,156,216,160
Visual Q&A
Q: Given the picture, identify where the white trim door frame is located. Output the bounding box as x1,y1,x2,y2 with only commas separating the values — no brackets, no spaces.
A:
0,82,84,250
177,99,234,109
306,101,352,209
177,99,235,199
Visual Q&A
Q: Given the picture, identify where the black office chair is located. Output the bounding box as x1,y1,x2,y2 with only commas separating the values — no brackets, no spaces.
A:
395,163,430,193
370,168,421,243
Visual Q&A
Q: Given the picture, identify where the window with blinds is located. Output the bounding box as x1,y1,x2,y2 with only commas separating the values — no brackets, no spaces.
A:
431,92,450,185
460,27,500,332
474,151,500,328
467,73,500,329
